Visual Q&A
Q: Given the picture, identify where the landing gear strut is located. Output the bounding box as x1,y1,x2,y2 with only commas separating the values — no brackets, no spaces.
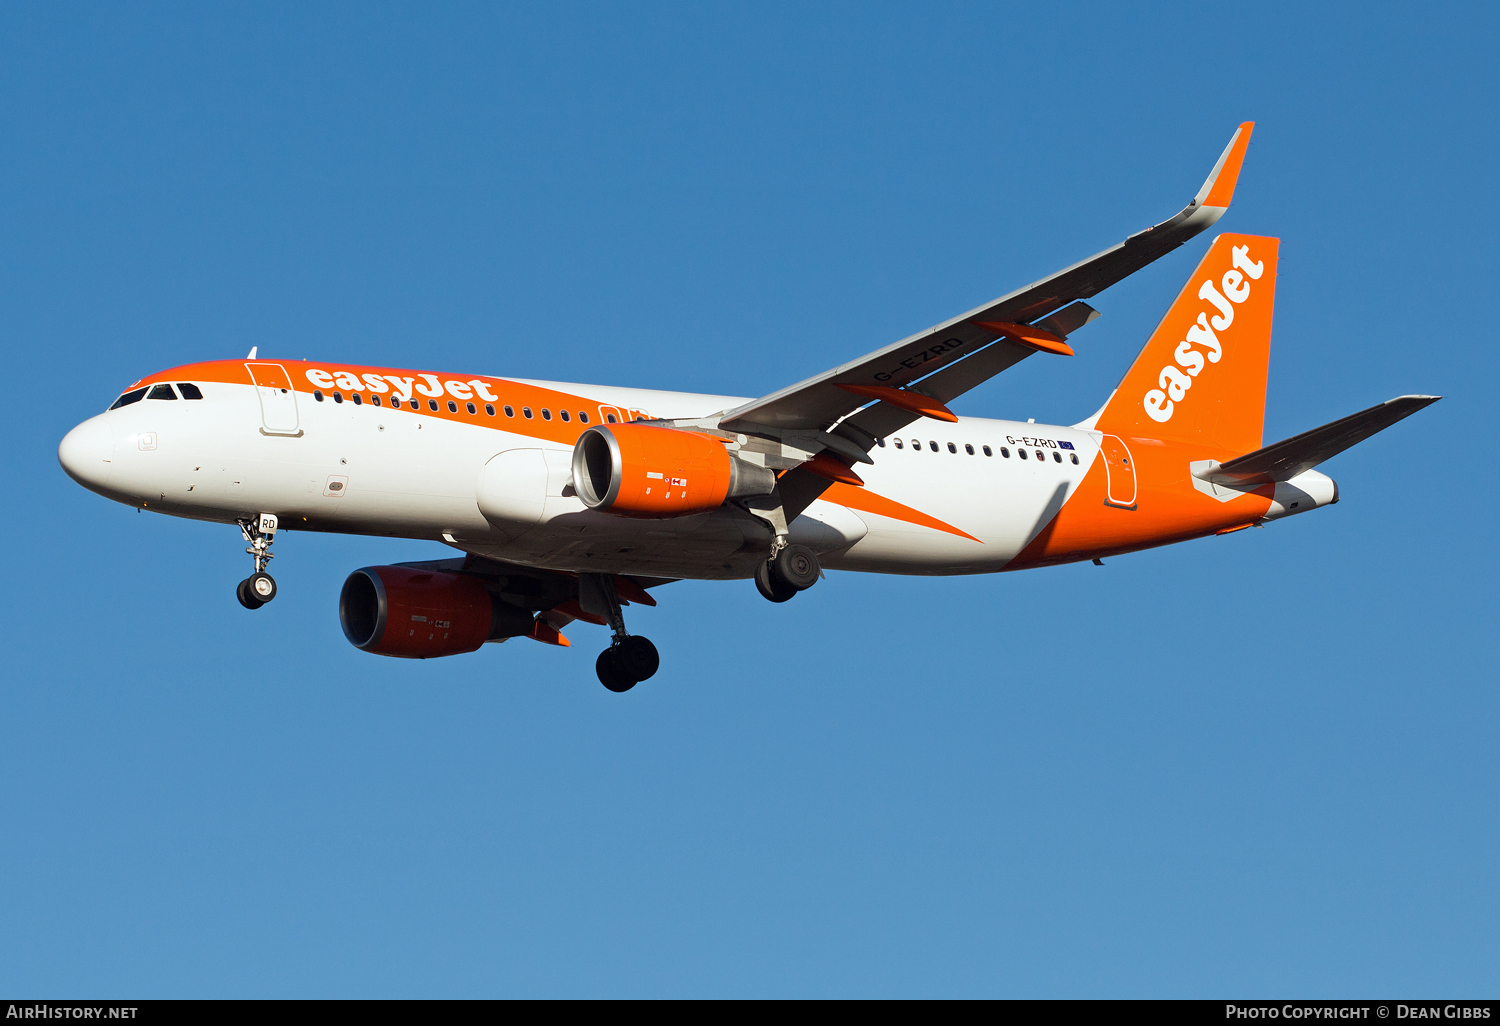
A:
580,573,659,692
742,493,821,603
755,542,820,603
236,513,279,610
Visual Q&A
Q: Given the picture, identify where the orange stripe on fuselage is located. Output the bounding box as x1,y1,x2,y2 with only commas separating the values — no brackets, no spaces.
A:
1004,437,1275,570
127,359,650,447
819,481,982,543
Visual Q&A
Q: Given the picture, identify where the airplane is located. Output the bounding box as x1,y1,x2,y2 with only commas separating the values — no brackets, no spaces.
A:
57,123,1438,692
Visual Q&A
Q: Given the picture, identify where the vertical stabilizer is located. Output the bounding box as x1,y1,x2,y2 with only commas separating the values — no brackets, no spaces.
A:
1095,234,1279,453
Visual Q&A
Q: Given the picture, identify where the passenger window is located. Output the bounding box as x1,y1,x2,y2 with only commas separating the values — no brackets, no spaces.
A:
443,400,453,412
947,442,957,453
147,383,177,400
894,438,903,449
1000,447,1009,458
1053,451,1062,462
983,445,993,457
352,393,362,405
313,390,325,402
910,439,919,449
485,404,495,416
1070,452,1079,465
372,395,382,407
1036,450,1044,461
177,383,203,400
579,411,589,423
606,413,617,423
965,444,974,455
929,441,939,452
560,410,570,422
503,405,514,417
876,437,885,447
333,391,344,403
467,402,477,414
409,399,419,410
542,409,552,421
428,399,439,411
523,407,533,419
109,387,148,410
1018,448,1026,459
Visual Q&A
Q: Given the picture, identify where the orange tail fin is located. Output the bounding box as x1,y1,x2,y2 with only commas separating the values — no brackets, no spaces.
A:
1095,233,1280,453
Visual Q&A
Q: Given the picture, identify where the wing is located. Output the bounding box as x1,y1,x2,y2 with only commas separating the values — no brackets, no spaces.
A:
717,122,1255,443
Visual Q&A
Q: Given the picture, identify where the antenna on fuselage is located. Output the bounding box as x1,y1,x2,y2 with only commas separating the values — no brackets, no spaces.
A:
246,346,258,359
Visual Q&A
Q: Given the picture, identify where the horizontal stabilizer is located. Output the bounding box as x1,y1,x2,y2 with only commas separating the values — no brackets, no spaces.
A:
1202,395,1441,485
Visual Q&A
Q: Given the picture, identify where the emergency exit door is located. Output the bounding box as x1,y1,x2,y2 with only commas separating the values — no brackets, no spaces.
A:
246,362,300,435
1100,434,1137,509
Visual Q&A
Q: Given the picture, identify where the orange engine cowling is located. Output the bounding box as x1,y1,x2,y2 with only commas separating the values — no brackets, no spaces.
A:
339,566,533,658
571,423,775,517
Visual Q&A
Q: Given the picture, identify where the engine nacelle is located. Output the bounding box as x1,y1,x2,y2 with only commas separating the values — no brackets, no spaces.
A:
339,566,533,658
571,423,775,517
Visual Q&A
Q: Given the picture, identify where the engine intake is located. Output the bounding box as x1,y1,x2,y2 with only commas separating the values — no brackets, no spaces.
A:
571,423,775,517
340,565,533,658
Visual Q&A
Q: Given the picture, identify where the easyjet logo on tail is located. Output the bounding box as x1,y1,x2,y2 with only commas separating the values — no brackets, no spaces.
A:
1142,245,1264,423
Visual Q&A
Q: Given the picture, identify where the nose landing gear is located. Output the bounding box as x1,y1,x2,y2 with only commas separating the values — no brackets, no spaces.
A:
236,513,280,610
580,573,659,692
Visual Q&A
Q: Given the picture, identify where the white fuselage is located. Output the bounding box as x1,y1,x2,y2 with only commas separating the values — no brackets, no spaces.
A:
63,375,1103,581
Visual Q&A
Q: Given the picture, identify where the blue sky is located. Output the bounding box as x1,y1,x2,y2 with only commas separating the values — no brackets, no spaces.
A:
2,1,1496,997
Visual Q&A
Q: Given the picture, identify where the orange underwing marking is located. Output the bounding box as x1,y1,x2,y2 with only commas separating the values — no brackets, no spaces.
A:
553,599,607,626
1216,523,1255,535
820,481,981,543
803,452,865,487
526,620,570,647
836,384,958,423
972,322,1075,356
612,575,657,606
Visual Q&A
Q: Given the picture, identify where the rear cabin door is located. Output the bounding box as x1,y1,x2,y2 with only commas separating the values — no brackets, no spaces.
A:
246,362,300,435
1100,434,1137,509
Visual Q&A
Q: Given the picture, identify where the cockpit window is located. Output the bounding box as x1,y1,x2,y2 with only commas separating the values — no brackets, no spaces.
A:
109,387,147,410
176,383,204,400
108,387,147,411
147,383,178,400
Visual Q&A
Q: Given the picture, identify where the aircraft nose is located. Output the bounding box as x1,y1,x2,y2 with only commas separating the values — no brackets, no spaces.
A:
58,417,116,492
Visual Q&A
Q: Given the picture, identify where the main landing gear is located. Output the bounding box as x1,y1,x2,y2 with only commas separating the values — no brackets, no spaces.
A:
580,573,659,693
755,542,820,603
236,513,280,610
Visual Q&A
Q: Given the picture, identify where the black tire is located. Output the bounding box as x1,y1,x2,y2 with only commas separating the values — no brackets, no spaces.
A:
236,578,264,610
755,560,798,603
614,635,659,682
773,544,820,590
596,648,636,692
248,571,277,603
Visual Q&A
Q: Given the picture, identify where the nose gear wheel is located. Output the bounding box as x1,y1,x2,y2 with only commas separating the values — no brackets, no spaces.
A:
236,514,280,609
